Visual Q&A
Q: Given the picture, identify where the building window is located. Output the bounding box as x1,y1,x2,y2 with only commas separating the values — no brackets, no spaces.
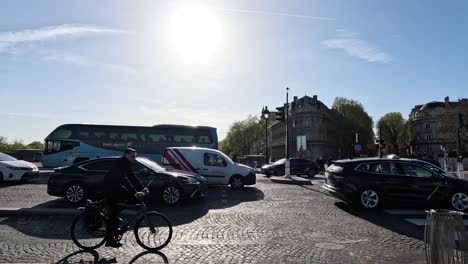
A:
426,145,432,152
426,133,431,140
425,123,431,129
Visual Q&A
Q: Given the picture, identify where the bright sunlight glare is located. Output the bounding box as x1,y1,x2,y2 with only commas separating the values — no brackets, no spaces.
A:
168,5,222,63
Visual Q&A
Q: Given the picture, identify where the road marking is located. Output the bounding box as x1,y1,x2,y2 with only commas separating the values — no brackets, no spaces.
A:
384,209,427,215
385,209,468,226
405,218,468,226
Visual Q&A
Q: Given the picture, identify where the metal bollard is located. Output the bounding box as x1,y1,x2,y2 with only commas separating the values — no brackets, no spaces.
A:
425,209,468,264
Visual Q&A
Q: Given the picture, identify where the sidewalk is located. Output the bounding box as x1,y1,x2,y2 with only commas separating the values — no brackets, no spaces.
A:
267,175,313,185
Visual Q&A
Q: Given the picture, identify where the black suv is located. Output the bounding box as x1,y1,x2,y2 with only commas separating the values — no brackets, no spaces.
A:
261,158,318,178
322,156,468,211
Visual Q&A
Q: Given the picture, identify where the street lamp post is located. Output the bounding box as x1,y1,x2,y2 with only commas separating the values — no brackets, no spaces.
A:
284,87,291,178
261,106,270,165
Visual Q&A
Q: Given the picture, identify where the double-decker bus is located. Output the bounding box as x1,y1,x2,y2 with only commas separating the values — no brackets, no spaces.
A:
42,124,218,168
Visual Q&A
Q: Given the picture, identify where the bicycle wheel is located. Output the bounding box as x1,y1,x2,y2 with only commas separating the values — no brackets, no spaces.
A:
71,211,107,250
134,211,172,251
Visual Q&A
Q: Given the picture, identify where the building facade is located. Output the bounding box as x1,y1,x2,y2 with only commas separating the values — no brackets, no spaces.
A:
408,96,468,158
269,95,339,161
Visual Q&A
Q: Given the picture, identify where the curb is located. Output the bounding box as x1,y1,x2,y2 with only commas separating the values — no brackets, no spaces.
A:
0,207,79,217
269,176,312,185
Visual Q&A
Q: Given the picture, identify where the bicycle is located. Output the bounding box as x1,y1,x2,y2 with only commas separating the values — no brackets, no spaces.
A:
70,197,172,251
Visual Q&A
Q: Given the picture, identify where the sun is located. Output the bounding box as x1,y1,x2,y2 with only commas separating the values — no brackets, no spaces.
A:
168,5,222,63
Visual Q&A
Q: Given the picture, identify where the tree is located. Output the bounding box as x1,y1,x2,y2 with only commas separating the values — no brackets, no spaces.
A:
377,112,406,155
26,141,44,149
332,97,375,157
220,115,263,157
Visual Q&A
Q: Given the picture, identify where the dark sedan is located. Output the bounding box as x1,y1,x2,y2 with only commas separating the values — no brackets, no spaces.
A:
261,158,318,178
322,156,468,211
47,156,207,205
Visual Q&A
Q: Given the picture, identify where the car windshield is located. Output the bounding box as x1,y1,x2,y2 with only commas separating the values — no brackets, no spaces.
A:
137,157,165,173
0,153,17,161
273,158,286,165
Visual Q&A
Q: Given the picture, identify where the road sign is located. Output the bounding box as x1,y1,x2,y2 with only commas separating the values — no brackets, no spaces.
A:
354,144,362,152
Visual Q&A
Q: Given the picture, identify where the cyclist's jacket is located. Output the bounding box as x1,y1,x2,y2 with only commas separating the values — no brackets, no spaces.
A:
104,156,145,202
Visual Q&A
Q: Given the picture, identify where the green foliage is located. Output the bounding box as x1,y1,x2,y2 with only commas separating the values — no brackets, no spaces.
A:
332,97,375,156
220,115,263,157
377,112,406,155
26,141,44,149
0,137,43,152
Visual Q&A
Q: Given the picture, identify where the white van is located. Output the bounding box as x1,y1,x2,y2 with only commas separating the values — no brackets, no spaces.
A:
161,147,256,189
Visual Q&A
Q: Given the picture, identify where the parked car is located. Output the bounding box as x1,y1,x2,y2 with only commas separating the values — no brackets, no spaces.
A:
161,147,256,189
0,152,39,182
261,158,318,178
47,156,207,205
322,156,468,211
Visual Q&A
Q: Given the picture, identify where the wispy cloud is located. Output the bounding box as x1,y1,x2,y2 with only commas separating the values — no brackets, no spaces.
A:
321,30,391,63
0,24,125,49
217,7,335,21
0,24,134,73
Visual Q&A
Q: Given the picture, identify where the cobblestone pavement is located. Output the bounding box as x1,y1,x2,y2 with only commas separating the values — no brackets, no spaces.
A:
0,175,427,263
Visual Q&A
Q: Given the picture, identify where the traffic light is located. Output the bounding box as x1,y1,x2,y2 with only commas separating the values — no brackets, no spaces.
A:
454,113,463,129
276,106,285,122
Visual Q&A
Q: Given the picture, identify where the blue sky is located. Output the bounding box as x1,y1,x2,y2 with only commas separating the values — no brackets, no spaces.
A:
1,0,467,143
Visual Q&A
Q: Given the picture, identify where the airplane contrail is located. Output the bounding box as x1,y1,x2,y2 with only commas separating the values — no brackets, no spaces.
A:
216,7,335,21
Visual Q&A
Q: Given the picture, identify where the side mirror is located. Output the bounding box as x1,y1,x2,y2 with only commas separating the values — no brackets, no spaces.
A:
432,172,443,178
222,160,227,167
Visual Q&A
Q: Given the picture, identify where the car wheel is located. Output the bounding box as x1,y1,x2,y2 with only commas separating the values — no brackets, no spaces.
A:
65,183,86,203
230,175,244,189
265,171,271,178
0,171,4,183
307,169,316,178
450,192,468,211
161,185,181,205
358,189,380,209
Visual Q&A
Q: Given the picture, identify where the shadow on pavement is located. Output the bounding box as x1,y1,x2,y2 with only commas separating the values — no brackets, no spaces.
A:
0,186,264,240
129,250,169,264
53,249,168,264
334,201,424,241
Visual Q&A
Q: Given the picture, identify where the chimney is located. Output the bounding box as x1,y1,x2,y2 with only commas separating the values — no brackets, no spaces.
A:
445,96,450,107
313,95,318,102
293,96,298,103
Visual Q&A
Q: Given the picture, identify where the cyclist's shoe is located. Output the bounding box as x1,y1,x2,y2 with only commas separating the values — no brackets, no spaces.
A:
105,239,122,248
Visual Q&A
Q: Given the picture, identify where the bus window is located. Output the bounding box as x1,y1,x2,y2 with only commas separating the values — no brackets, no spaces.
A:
198,136,211,143
79,131,90,139
109,132,119,140
148,134,167,142
174,135,194,143
50,128,73,139
93,132,107,140
121,133,138,141
60,141,80,151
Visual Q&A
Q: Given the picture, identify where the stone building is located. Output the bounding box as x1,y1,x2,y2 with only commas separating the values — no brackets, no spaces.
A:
408,96,468,158
269,95,339,161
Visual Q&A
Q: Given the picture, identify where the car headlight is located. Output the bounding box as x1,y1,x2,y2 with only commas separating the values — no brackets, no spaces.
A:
179,177,200,185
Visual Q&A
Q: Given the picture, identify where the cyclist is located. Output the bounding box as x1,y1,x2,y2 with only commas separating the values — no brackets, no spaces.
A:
103,148,149,248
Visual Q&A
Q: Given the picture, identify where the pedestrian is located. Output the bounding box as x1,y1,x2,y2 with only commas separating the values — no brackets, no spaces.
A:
103,148,149,248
